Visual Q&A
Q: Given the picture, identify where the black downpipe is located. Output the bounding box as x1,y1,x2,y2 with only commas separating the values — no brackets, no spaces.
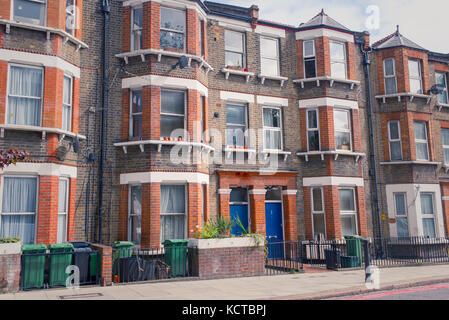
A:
98,0,110,243
357,40,384,254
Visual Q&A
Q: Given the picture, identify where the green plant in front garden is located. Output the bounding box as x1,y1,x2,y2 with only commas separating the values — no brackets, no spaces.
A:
0,237,21,244
234,217,265,249
194,216,234,239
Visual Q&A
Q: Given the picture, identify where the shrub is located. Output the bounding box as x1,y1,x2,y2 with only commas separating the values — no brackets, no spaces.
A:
0,237,21,244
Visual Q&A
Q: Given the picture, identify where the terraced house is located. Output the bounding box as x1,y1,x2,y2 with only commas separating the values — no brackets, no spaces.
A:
0,0,447,249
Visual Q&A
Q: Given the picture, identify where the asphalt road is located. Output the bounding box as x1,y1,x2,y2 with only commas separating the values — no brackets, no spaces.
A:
335,283,449,300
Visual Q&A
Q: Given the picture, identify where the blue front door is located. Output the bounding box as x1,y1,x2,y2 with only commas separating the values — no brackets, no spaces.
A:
230,205,248,236
265,202,284,258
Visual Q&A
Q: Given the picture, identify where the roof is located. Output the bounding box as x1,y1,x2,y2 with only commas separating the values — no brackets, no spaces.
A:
298,9,351,32
372,26,427,51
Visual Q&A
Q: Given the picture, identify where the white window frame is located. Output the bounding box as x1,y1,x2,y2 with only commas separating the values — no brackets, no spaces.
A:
330,41,347,79
339,187,358,236
12,0,47,26
260,36,280,77
408,59,423,94
420,192,436,238
160,184,188,244
0,175,39,244
262,106,283,151
303,39,317,79
127,184,142,245
160,6,186,52
443,128,449,165
393,192,409,237
306,108,320,151
65,0,76,35
383,57,397,94
62,74,73,132
388,120,402,161
131,6,143,51
311,186,326,239
436,72,448,105
225,30,246,69
414,121,429,161
226,103,248,148
6,63,44,127
57,177,69,243
160,89,186,139
129,89,143,138
334,108,352,151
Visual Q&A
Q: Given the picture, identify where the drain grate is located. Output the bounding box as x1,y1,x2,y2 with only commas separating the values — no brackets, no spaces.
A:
59,293,104,300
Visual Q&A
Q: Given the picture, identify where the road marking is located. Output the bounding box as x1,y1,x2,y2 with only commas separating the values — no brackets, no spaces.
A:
346,284,449,300
59,293,104,299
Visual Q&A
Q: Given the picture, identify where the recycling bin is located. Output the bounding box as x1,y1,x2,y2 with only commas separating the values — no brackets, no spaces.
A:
112,241,135,280
324,248,341,270
69,242,92,284
344,235,364,267
341,255,360,268
48,243,74,287
21,244,47,290
164,239,188,277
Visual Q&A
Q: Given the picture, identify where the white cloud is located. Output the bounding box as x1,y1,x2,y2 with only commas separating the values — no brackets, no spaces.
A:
217,0,449,53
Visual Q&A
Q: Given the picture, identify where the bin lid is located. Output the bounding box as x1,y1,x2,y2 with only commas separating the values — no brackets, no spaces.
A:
163,239,189,245
344,235,365,240
22,244,47,253
69,241,91,248
112,241,135,248
73,247,92,253
48,243,74,252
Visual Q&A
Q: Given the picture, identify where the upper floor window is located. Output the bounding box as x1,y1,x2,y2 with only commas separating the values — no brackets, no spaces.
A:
307,109,320,151
436,72,448,105
160,7,186,51
383,58,397,94
57,178,68,243
339,188,358,236
388,120,402,161
62,75,72,132
394,193,409,238
66,0,76,35
160,185,186,244
442,128,449,165
160,90,185,139
199,19,204,57
330,41,347,79
311,187,326,239
128,185,142,246
408,59,423,94
303,40,316,78
13,0,46,26
263,107,282,150
129,89,142,139
225,30,245,68
334,109,352,151
226,104,247,147
414,121,429,161
260,36,280,76
7,64,43,127
420,193,436,238
131,7,143,51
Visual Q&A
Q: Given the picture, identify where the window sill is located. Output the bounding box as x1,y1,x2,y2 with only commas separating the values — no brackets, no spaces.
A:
223,146,256,159
375,93,432,104
436,103,449,112
380,160,441,166
0,19,88,51
293,76,360,90
221,68,255,82
296,150,365,162
257,74,288,87
260,149,291,161
114,139,215,153
116,49,213,73
0,124,86,141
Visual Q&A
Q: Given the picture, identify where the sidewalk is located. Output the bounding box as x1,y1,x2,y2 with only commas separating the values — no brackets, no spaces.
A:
1,264,449,300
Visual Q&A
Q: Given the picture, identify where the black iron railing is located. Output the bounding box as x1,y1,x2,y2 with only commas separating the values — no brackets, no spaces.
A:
265,241,303,275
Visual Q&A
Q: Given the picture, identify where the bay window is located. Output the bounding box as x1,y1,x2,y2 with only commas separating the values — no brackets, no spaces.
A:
128,185,142,246
307,109,320,151
394,193,409,238
7,65,43,126
225,30,245,68
131,7,143,51
303,40,316,79
129,90,142,139
408,59,423,94
226,104,247,147
57,178,68,243
420,193,436,238
414,121,429,161
260,36,280,76
62,75,72,132
436,72,448,105
263,107,282,150
160,90,185,139
443,128,449,165
160,185,186,244
388,120,402,161
339,188,358,236
66,0,76,35
330,41,347,79
334,109,352,151
160,7,186,51
311,187,326,238
383,58,397,94
13,0,46,26
0,177,37,244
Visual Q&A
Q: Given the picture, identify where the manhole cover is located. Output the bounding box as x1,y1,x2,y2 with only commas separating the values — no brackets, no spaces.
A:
59,293,104,300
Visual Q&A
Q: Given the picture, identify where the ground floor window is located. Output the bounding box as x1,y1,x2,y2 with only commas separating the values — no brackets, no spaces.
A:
394,193,409,238
160,185,186,244
420,192,436,238
311,187,326,239
57,178,69,243
128,185,142,246
0,176,37,244
339,188,358,236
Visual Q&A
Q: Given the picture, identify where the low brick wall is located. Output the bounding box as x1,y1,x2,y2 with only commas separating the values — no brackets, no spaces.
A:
0,254,21,294
90,243,113,286
188,238,265,280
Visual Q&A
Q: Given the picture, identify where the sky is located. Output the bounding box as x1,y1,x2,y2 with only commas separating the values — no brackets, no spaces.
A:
217,0,449,53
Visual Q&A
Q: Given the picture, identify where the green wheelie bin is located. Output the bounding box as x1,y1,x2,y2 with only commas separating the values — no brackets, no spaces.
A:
344,235,364,267
21,244,47,290
112,241,134,280
164,239,188,277
48,243,74,287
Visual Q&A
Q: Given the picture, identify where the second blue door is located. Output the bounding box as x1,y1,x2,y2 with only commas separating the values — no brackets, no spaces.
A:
230,205,248,236
265,203,284,258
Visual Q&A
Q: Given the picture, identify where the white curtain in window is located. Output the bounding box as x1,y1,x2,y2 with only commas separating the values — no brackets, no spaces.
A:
57,215,67,244
160,185,185,243
57,179,68,243
1,215,35,244
422,218,436,238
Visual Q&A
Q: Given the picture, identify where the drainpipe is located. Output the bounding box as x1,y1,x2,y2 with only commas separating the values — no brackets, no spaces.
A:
97,0,110,244
356,36,384,253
